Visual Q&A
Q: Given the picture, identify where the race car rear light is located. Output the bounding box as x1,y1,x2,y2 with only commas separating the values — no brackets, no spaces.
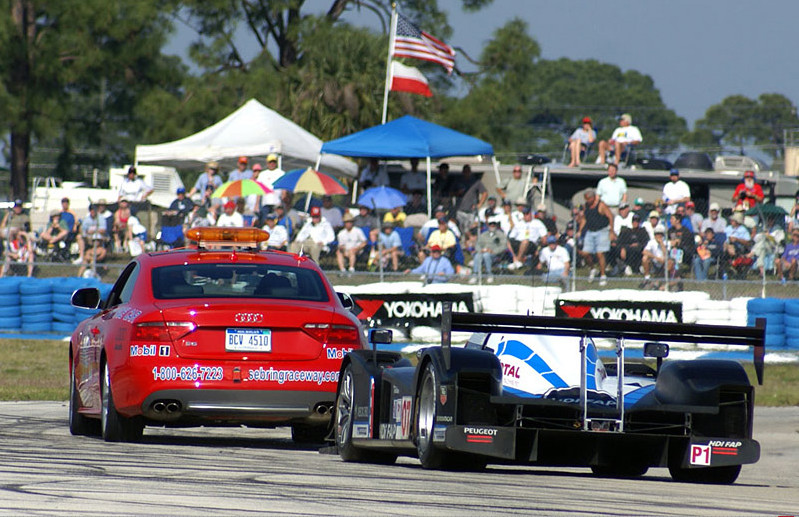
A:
132,322,197,343
302,323,359,345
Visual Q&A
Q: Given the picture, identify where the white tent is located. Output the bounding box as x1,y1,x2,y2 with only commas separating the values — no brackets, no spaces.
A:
134,99,358,177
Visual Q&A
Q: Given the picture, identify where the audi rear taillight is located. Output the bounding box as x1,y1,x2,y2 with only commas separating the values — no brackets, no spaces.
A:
132,322,197,343
302,323,359,345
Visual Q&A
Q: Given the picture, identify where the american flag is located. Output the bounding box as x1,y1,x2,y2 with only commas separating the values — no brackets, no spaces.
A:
393,13,455,74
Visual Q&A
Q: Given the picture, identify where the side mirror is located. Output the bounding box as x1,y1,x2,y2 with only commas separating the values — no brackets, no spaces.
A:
368,328,393,346
644,342,669,373
337,292,354,311
71,287,101,309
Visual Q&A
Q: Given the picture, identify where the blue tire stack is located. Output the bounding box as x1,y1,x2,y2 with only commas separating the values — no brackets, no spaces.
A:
52,278,84,334
0,277,25,330
19,278,54,333
747,298,786,349
784,300,799,350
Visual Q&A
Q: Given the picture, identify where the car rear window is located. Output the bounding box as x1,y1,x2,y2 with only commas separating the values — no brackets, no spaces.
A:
151,264,330,302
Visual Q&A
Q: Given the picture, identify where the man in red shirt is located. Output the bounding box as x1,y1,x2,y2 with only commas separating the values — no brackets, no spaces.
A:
732,170,764,211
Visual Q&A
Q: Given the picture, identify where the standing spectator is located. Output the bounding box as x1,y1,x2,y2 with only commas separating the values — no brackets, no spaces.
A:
507,207,547,271
189,162,223,198
259,154,285,207
567,116,596,167
166,187,195,220
537,235,571,286
359,158,389,189
273,204,293,240
0,228,34,278
747,217,785,277
95,199,114,234
262,212,288,250
335,213,367,273
470,220,507,284
693,227,725,281
320,196,344,231
616,213,649,276
777,228,799,282
1,199,31,239
497,165,527,204
406,244,453,284
455,166,488,233
377,222,404,272
596,163,627,209
685,201,703,233
732,170,765,211
431,162,453,206
228,156,252,182
216,200,244,228
578,189,615,286
400,158,426,193
117,166,153,203
290,206,335,262
404,190,427,215
662,169,691,215
597,113,643,165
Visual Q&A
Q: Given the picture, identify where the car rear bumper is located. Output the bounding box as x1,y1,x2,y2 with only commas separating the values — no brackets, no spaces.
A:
141,389,335,425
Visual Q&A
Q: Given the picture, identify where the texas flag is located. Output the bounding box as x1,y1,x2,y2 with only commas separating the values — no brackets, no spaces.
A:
389,60,432,97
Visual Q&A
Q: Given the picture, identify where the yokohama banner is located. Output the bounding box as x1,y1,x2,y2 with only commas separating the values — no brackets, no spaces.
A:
556,299,682,323
351,292,475,334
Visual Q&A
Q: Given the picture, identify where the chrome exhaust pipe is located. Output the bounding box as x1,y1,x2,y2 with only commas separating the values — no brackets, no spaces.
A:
153,402,166,413
166,402,181,414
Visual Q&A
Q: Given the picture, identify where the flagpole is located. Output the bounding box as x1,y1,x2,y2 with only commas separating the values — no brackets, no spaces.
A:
381,4,398,125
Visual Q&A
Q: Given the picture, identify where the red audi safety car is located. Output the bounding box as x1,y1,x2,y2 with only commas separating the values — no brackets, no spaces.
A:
69,227,365,443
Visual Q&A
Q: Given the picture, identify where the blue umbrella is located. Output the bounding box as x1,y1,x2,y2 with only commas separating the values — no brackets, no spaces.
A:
357,186,407,210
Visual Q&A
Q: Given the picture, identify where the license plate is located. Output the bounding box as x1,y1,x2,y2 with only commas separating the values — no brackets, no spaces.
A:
225,328,272,352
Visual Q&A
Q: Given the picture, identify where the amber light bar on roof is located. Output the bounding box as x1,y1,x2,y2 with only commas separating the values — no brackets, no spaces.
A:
185,227,270,249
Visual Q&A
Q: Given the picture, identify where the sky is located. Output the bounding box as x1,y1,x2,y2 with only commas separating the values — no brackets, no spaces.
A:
333,0,799,127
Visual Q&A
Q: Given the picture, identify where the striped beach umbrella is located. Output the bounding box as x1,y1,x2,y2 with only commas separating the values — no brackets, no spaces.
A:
210,179,272,198
271,167,348,196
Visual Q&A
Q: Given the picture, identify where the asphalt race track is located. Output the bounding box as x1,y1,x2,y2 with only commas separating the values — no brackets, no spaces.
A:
0,402,797,516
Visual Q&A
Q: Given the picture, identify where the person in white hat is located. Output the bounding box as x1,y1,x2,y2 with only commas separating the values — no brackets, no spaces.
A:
259,153,285,207
700,202,726,235
597,113,642,165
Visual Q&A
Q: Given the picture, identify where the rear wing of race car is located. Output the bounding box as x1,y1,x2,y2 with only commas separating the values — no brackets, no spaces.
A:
440,306,766,385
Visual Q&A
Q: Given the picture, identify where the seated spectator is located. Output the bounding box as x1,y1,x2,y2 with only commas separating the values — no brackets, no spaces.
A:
616,213,649,276
262,212,288,250
507,207,548,270
400,158,426,193
166,187,195,221
188,205,215,228
320,195,344,230
685,201,703,233
353,205,379,231
724,211,753,267
642,209,662,241
478,197,500,227
470,220,507,284
365,227,380,271
747,217,785,277
289,206,335,262
216,200,244,227
567,116,596,167
189,161,223,198
597,113,642,165
1,199,31,240
693,227,725,281
789,190,799,232
377,222,403,272
641,225,667,286
778,228,799,282
419,205,461,242
421,217,457,263
0,228,34,277
39,210,70,256
496,165,527,205
536,235,570,287
126,215,148,256
112,199,132,252
76,204,109,277
335,213,367,273
383,205,406,227
359,158,389,189
700,202,726,235
431,162,453,206
59,197,78,237
405,244,453,284
535,203,557,235
404,190,427,215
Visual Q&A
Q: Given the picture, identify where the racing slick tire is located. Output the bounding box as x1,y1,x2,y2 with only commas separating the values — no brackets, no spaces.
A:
591,464,649,478
335,365,396,464
101,361,144,443
668,464,741,485
291,424,328,445
69,361,99,436
415,363,487,471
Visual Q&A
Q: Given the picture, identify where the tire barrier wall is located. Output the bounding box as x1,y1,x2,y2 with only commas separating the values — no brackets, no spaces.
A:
0,277,113,335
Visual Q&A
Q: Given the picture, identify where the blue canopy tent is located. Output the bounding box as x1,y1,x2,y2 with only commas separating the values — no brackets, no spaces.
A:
319,115,495,216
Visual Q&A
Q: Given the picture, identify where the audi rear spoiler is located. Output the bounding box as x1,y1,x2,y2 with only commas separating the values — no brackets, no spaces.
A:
440,306,766,385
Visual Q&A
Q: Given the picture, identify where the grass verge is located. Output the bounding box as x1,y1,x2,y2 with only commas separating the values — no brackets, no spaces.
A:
0,340,795,406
